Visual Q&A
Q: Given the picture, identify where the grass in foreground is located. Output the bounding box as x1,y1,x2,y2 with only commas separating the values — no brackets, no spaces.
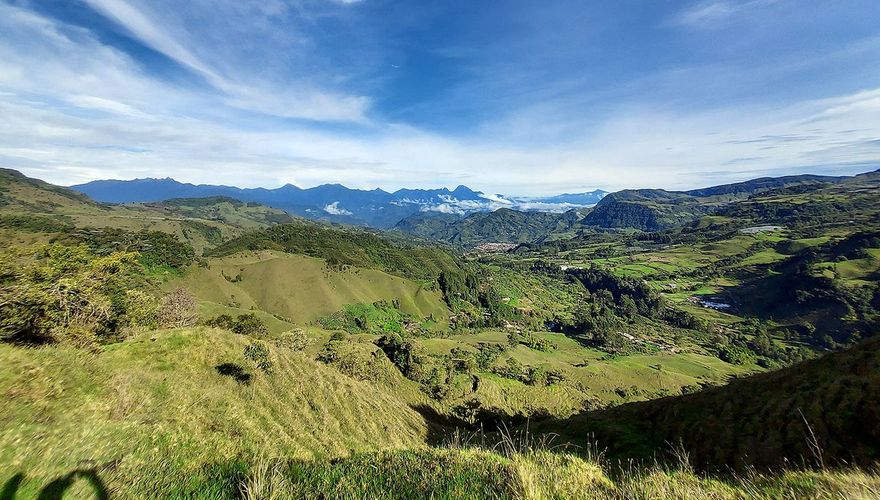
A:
229,448,880,499
1,326,878,498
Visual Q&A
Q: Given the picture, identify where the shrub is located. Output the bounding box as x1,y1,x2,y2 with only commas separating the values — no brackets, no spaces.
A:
452,399,483,425
205,314,235,329
493,357,526,381
719,345,757,365
276,329,310,351
376,333,430,382
124,289,159,329
232,313,268,336
332,349,388,382
449,347,477,374
316,340,341,364
475,343,506,370
519,334,556,352
157,288,199,328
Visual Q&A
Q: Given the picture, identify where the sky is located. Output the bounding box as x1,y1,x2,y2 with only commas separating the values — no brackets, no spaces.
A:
1,0,879,195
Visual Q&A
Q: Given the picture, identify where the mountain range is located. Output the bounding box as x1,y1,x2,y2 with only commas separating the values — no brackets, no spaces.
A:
70,178,607,228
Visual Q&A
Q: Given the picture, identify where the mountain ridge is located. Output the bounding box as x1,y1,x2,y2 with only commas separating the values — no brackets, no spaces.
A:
70,177,607,228
582,169,879,231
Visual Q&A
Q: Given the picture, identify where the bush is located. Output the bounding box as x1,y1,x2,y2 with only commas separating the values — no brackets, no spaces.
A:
493,357,526,381
157,288,199,328
523,366,566,386
719,345,757,365
232,313,268,336
449,347,477,374
520,334,556,352
316,340,341,364
205,314,235,329
331,349,388,382
276,329,310,351
124,289,159,329
376,333,430,382
476,343,507,370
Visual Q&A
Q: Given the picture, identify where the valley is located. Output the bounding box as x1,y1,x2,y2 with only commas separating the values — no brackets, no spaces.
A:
1,168,879,497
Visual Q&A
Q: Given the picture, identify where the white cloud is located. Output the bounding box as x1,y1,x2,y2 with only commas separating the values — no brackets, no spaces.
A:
323,201,352,215
479,193,514,205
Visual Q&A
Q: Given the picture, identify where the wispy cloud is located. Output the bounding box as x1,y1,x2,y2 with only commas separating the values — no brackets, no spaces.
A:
673,0,781,27
79,0,370,122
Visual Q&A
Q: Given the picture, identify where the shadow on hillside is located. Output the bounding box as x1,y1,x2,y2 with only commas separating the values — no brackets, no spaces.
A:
525,336,880,473
215,363,252,385
409,403,556,447
408,404,468,446
1,468,109,500
0,473,24,500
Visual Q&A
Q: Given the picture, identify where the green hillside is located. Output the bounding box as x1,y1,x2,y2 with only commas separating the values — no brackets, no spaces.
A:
208,221,466,281
0,168,97,211
141,197,297,229
1,327,877,498
580,170,876,231
581,189,708,231
394,208,584,247
172,251,449,324
0,170,294,253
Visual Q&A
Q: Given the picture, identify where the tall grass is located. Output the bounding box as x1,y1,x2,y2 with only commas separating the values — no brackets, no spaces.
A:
237,425,880,499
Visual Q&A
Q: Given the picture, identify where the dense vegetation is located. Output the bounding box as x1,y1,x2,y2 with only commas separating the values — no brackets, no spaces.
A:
66,227,197,273
394,207,583,247
0,244,198,345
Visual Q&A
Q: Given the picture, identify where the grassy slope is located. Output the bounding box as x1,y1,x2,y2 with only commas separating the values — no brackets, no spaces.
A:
172,251,449,324
1,328,876,498
548,336,880,470
0,169,290,254
207,221,465,285
0,328,432,497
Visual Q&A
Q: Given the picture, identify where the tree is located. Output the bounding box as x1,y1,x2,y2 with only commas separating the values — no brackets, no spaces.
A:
619,295,638,319
156,288,199,328
0,244,143,345
244,341,272,373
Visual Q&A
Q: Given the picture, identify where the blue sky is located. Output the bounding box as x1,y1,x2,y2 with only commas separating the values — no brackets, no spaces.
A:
1,0,879,194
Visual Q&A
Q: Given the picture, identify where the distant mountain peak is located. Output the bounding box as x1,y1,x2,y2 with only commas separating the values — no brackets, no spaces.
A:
70,177,605,228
